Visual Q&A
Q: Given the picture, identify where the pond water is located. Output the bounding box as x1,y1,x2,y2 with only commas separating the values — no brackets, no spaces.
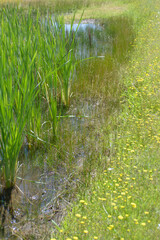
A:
65,22,100,31
66,22,111,58
0,15,134,239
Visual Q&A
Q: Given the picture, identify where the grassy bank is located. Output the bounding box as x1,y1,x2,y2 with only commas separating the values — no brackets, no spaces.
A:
0,0,131,20
52,1,160,239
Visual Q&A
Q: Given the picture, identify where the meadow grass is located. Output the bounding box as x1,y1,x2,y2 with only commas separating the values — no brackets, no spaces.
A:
52,1,160,239
0,0,131,21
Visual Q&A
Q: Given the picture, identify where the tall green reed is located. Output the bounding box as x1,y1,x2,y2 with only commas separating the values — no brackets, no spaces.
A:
42,14,80,108
0,7,38,188
0,6,80,189
53,16,76,107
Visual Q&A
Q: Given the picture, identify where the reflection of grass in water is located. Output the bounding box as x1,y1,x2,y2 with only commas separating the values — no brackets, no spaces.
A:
73,24,111,59
74,16,134,104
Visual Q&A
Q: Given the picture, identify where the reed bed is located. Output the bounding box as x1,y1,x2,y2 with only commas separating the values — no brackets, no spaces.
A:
0,6,78,195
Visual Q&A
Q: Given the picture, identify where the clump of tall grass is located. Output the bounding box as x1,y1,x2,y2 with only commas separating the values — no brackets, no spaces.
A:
0,7,38,189
0,6,79,220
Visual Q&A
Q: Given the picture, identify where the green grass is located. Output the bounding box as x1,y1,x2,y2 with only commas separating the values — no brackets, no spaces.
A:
51,1,160,239
0,7,38,188
0,0,159,239
0,7,79,189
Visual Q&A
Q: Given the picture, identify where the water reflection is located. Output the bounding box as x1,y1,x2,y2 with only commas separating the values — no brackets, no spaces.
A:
65,22,112,59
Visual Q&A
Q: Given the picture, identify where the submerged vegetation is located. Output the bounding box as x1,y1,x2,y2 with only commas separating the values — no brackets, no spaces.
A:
0,0,159,239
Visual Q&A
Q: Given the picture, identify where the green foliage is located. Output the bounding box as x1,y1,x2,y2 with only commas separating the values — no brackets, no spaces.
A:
0,7,79,189
0,8,38,187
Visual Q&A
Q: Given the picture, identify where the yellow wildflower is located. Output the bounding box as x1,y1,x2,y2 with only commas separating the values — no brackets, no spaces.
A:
111,203,116,206
141,223,146,226
131,202,137,208
98,197,106,201
118,215,124,220
144,211,149,214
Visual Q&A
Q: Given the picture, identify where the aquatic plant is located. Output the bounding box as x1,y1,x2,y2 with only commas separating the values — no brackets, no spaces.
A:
0,8,38,190
0,6,80,192
52,15,81,107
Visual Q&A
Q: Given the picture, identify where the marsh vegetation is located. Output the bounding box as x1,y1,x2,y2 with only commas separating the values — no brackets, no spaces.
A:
0,0,159,239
